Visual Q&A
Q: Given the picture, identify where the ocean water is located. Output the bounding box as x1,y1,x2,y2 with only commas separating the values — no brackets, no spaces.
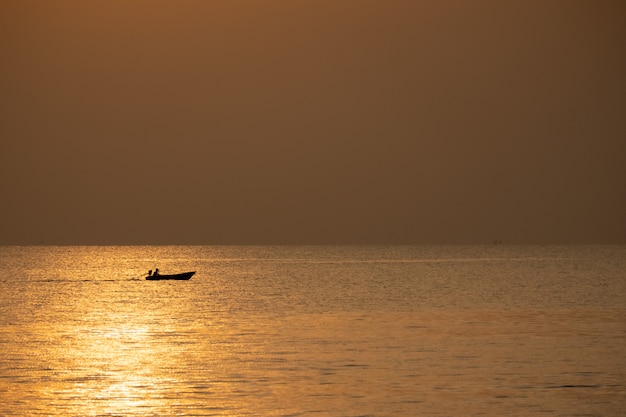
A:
0,245,624,416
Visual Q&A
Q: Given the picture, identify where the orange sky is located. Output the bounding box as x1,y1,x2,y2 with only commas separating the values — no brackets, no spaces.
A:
1,1,625,244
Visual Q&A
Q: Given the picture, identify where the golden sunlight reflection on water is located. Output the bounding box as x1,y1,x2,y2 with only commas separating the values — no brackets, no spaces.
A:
50,322,171,414
1,245,625,416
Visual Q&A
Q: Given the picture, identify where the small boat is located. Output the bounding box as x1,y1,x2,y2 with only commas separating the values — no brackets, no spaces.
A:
146,271,195,281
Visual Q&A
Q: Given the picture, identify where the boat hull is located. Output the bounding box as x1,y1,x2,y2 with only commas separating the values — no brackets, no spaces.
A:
146,271,195,281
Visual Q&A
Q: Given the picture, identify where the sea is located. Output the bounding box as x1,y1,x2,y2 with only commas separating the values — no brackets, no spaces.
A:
0,245,624,416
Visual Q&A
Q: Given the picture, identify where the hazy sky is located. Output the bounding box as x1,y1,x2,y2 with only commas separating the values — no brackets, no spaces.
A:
1,1,625,245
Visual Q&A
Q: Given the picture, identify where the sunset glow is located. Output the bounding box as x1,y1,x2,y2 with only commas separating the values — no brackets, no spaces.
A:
1,1,625,415
1,1,624,245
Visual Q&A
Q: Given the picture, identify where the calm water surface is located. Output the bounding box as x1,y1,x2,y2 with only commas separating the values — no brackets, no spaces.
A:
0,245,624,416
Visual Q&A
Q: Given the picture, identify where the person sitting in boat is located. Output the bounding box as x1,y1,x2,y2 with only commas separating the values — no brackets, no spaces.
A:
147,269,152,277
154,268,159,276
